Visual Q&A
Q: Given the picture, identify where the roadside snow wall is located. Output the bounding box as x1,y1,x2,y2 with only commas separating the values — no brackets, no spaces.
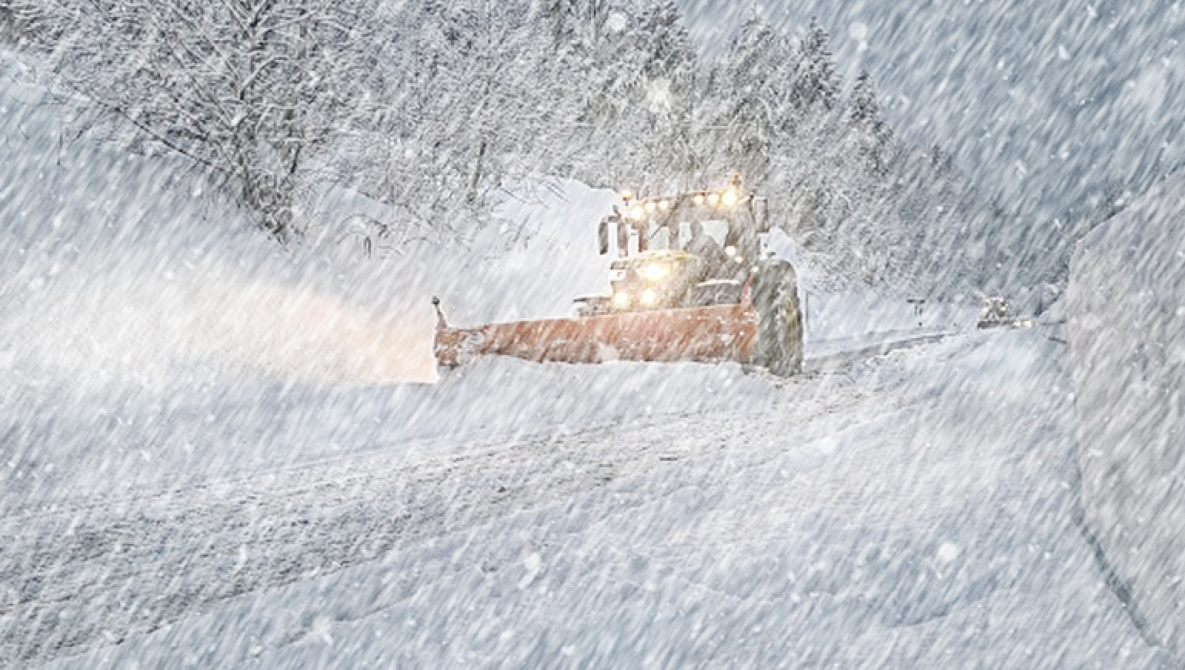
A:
1067,173,1185,658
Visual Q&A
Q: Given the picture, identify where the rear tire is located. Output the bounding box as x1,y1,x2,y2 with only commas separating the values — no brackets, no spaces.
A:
753,259,804,377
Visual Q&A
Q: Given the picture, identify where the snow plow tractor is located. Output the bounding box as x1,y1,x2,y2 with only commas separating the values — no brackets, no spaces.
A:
976,296,1034,330
433,178,804,376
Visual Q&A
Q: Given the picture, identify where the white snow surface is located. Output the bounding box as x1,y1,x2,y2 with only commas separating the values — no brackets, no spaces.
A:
17,334,1171,669
1068,172,1185,661
0,51,1175,668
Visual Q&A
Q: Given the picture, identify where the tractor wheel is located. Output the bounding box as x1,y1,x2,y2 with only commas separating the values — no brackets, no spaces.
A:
753,259,804,376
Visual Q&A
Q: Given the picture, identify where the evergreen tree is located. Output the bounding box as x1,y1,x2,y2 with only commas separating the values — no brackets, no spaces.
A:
848,70,893,174
725,10,782,96
546,0,573,49
634,0,695,89
544,0,612,49
794,17,839,113
704,10,796,189
579,0,697,188
849,71,882,127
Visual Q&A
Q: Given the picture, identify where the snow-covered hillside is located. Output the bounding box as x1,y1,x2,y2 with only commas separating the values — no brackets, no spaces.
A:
0,50,438,390
1068,171,1185,661
1,43,1175,670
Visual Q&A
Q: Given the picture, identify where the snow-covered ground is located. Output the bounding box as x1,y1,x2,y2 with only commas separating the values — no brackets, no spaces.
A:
1,50,1175,669
8,331,1171,669
1068,172,1185,661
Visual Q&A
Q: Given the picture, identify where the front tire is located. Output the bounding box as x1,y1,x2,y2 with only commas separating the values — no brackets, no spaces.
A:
752,259,804,376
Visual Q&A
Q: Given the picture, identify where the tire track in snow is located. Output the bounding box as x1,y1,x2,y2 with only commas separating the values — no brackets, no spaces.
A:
0,374,881,667
0,334,945,666
0,425,618,665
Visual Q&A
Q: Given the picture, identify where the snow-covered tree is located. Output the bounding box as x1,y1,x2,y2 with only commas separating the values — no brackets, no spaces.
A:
847,70,893,175
10,0,1007,297
336,0,587,232
794,18,840,114
575,0,698,189
697,11,797,190
545,0,612,48
27,0,374,240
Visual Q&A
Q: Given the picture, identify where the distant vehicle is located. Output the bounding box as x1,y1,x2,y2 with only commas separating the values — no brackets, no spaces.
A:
433,176,804,376
977,296,1033,330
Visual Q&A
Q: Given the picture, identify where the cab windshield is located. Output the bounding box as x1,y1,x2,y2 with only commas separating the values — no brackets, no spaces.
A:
648,219,731,251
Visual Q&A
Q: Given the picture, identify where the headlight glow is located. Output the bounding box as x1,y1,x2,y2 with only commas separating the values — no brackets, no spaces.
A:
643,200,657,213
721,189,739,207
707,192,720,206
628,205,645,220
639,263,670,281
612,292,631,309
693,194,705,206
640,289,658,306
658,199,671,210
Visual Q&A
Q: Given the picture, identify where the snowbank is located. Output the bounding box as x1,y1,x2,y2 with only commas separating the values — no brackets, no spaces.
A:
0,52,440,390
1067,172,1185,658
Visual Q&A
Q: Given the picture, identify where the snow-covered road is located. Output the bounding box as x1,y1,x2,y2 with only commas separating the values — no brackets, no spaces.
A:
1,330,1171,668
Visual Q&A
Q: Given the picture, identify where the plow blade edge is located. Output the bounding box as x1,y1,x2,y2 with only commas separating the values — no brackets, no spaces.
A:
434,303,758,368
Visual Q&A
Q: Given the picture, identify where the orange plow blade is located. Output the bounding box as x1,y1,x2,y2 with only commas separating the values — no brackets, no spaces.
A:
433,300,758,368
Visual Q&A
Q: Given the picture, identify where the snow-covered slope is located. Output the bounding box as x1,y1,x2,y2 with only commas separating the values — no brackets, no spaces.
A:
1,49,1171,669
1068,171,1185,660
0,50,439,391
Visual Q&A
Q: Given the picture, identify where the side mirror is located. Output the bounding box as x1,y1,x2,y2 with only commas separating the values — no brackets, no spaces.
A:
598,217,611,255
753,197,770,233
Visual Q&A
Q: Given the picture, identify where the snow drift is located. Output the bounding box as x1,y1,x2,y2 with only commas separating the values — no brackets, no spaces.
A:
1068,170,1185,658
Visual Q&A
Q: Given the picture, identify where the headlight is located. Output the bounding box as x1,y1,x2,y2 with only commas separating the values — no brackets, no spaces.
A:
721,189,739,207
640,289,658,306
693,194,705,206
639,263,670,281
612,292,631,309
707,193,720,206
643,200,657,213
658,199,671,211
627,205,645,220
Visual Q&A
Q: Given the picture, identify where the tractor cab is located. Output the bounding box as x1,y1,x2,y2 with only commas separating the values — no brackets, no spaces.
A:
580,179,770,316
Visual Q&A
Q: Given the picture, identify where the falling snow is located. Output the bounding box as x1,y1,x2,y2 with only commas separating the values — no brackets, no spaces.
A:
2,2,1185,668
